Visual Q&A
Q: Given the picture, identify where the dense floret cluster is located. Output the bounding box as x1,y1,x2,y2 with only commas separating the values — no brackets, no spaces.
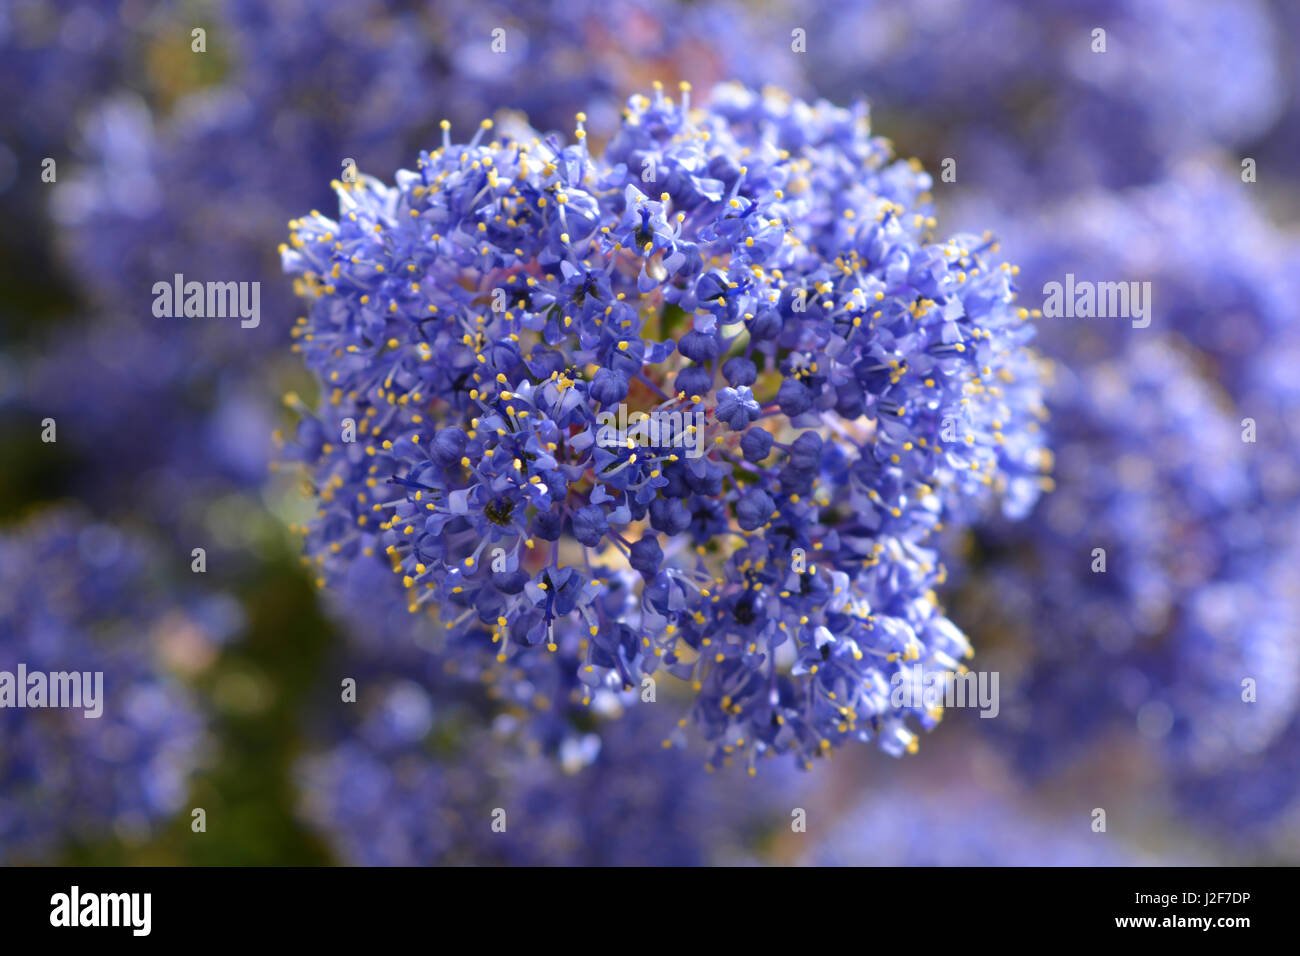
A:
280,83,1049,768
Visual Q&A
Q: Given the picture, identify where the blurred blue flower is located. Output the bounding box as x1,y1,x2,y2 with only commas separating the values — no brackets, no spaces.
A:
0,508,209,862
964,338,1300,835
983,160,1299,391
296,673,808,865
805,780,1169,866
783,0,1285,201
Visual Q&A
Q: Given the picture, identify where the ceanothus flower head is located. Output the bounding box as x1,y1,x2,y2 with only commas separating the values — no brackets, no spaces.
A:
281,83,1049,770
0,509,208,862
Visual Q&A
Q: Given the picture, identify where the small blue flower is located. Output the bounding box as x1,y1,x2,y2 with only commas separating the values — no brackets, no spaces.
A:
715,386,761,430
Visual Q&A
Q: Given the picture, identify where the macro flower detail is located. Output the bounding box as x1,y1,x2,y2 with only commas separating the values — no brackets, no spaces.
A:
280,83,1049,770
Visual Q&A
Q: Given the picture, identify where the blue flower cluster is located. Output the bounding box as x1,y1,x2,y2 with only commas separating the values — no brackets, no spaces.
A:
6,0,1296,864
0,509,207,863
281,83,1050,770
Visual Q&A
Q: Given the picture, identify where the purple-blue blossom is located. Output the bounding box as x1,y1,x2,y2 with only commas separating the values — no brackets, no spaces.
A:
0,509,208,863
782,0,1285,201
296,671,809,865
964,339,1300,829
280,83,1050,770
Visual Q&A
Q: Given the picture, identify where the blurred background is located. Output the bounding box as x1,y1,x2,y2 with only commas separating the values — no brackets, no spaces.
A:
1,0,1298,865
